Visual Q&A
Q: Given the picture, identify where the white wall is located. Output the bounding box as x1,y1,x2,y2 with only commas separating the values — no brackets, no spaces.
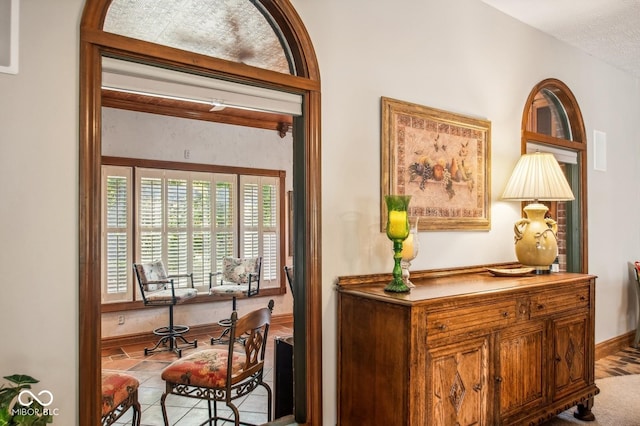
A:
0,0,81,424
292,0,640,423
1,0,639,425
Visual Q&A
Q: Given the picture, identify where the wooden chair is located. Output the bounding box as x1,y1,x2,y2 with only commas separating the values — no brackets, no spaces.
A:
209,256,262,344
101,372,141,426
133,260,198,357
160,300,275,426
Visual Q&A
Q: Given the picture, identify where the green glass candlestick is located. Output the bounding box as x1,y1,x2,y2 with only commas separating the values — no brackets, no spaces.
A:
384,195,411,292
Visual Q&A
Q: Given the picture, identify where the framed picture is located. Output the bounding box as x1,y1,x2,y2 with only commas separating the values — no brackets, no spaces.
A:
0,0,19,74
381,97,491,231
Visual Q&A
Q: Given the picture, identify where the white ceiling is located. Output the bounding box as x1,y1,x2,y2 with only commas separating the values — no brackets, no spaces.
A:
482,0,640,79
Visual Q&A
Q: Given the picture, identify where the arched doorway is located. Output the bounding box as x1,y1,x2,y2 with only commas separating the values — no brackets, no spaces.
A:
79,1,322,424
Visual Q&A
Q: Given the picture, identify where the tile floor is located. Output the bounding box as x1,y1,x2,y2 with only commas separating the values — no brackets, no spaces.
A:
101,321,293,426
103,319,640,426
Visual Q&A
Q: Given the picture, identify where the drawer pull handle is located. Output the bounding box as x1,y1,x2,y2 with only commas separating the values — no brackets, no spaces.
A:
438,324,447,331
579,295,586,301
537,304,545,310
495,376,503,383
555,355,562,362
473,384,482,392
502,311,509,318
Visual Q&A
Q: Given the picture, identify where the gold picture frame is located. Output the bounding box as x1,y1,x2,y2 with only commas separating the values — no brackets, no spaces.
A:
381,97,491,231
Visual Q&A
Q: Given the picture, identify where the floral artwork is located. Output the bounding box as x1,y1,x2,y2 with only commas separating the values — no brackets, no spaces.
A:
381,97,491,231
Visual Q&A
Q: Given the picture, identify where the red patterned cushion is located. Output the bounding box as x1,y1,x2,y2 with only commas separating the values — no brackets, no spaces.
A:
101,372,139,416
161,348,246,388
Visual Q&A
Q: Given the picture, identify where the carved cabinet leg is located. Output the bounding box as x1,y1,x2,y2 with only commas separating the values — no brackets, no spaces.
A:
573,397,595,421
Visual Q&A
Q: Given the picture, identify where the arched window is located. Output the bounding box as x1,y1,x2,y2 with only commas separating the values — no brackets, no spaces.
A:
521,78,588,273
103,1,295,74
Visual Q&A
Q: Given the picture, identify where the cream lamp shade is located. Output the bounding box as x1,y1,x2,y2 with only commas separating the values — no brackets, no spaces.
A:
502,152,575,273
502,151,575,202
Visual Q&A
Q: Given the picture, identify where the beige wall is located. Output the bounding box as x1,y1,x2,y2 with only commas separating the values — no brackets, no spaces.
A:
1,0,639,424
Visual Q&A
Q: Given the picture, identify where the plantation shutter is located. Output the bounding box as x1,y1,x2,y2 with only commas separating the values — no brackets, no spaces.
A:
138,170,164,269
241,178,260,258
262,180,278,281
166,174,189,286
214,175,236,273
103,165,283,304
240,175,280,286
192,177,212,287
102,165,133,303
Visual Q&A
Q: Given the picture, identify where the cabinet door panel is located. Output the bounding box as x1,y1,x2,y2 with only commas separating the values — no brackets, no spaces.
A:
497,322,546,422
553,313,589,400
429,337,489,426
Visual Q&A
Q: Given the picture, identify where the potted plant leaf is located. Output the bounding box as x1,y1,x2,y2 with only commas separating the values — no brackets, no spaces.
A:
0,375,53,426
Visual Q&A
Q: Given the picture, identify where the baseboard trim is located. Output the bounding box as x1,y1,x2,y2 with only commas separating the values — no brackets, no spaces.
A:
101,313,293,349
595,331,635,360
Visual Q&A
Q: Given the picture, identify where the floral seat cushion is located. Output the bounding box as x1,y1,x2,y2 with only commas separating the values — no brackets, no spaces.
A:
221,257,259,284
161,348,246,388
101,372,139,416
209,283,249,296
145,287,198,302
135,260,169,282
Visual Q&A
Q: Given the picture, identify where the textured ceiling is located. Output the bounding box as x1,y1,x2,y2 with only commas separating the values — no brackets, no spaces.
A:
482,0,640,79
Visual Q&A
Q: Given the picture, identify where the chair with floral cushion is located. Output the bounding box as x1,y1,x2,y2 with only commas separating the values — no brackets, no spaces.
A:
160,299,274,426
209,256,262,344
133,260,198,357
101,371,141,426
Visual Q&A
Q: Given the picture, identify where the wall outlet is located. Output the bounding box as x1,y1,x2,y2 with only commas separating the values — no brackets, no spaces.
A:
118,315,125,325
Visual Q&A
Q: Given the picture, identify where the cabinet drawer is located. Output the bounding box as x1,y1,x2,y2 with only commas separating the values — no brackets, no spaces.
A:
427,300,516,341
530,283,590,318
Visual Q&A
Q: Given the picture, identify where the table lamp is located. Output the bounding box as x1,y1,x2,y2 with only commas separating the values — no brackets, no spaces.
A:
501,151,574,274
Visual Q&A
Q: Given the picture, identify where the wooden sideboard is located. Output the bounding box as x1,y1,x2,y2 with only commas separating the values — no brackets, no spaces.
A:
336,265,598,426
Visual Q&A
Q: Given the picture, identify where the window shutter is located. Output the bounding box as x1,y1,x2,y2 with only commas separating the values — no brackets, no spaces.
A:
192,179,212,286
102,165,132,303
103,165,283,304
241,179,260,258
166,177,189,286
262,182,278,281
138,174,164,264
214,176,236,272
240,175,280,285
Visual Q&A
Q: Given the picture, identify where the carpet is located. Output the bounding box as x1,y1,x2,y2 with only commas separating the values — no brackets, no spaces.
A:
543,374,640,426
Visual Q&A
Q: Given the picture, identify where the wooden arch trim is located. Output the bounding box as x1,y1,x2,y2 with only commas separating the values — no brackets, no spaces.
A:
521,78,587,147
79,0,322,424
520,77,588,273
